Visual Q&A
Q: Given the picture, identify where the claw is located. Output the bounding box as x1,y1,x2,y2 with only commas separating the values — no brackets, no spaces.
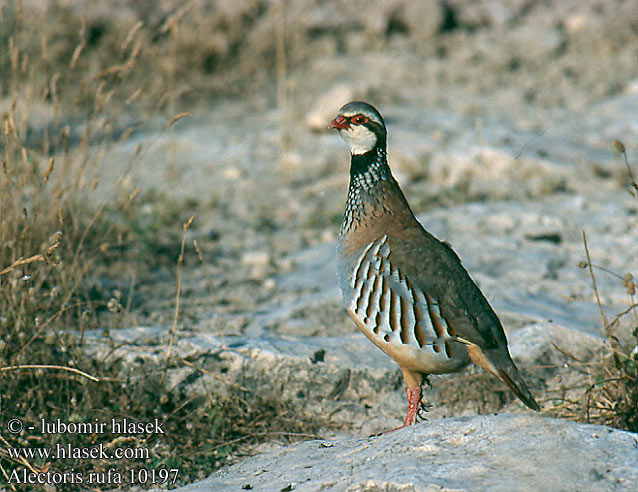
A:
370,378,435,436
417,398,432,420
371,385,423,436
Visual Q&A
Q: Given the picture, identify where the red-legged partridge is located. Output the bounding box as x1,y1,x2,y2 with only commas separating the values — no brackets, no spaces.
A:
329,101,540,431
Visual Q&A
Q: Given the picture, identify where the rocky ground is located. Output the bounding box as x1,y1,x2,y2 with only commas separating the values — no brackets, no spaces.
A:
173,414,638,492
22,0,638,489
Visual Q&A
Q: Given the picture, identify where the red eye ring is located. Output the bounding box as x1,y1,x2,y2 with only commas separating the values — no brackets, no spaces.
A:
350,115,368,125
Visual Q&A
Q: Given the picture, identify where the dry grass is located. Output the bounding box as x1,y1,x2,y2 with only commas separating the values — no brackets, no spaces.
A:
548,141,638,433
0,5,323,490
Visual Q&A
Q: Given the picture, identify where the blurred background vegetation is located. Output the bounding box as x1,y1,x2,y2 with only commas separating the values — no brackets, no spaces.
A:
0,1,331,488
1,0,636,489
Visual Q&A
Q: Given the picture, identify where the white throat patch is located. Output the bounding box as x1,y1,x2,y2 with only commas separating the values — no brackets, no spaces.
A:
340,125,377,155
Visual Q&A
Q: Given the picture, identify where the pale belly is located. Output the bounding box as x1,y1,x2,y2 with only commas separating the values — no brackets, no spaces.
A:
338,235,470,374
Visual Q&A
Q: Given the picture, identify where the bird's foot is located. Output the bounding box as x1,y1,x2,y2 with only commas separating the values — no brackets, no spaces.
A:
417,399,432,421
369,385,425,437
416,376,433,420
369,423,409,437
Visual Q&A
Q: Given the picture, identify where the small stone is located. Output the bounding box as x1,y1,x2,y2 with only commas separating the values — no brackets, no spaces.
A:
320,229,335,243
241,251,271,268
223,166,243,180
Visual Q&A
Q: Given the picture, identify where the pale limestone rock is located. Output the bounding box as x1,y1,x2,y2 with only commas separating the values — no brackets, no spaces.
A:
163,414,638,492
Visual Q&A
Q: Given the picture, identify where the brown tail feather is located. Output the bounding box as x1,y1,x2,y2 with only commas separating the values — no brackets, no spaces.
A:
461,339,540,412
497,367,540,412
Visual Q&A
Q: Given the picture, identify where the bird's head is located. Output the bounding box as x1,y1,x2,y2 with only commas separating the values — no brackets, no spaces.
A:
328,101,386,155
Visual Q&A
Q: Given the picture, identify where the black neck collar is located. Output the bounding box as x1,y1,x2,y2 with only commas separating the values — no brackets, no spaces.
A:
350,145,387,177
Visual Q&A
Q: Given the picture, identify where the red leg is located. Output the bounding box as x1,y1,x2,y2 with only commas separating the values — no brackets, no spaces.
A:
403,385,422,426
372,385,423,436
370,371,428,436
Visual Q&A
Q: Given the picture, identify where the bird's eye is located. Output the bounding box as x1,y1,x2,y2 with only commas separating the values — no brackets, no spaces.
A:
350,115,367,125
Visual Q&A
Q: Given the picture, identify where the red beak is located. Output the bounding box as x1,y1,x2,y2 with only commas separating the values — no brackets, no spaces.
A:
328,116,349,130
